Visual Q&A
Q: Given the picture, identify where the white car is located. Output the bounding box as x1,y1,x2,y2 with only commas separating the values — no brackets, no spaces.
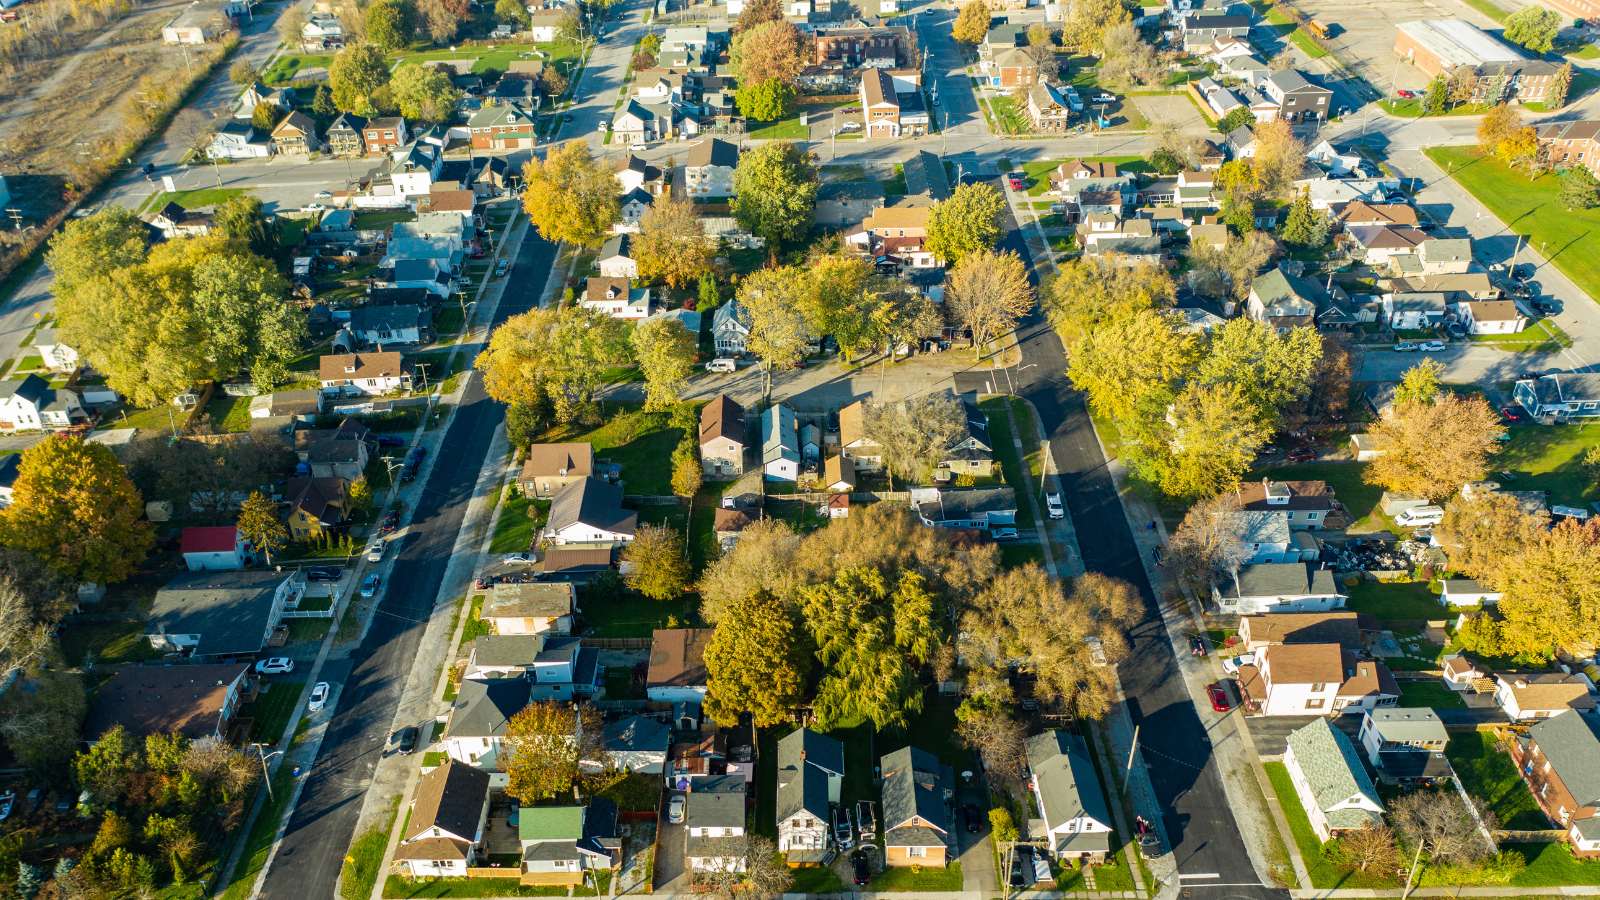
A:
367,540,386,563
667,795,685,823
504,553,533,564
1418,340,1445,352
1045,492,1064,520
314,190,334,199
838,121,861,131
308,682,330,710
301,203,325,212
705,358,737,373
1221,652,1255,675
628,142,647,152
255,657,295,675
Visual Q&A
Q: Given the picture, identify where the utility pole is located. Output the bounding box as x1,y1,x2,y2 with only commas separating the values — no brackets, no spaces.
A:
1124,725,1139,791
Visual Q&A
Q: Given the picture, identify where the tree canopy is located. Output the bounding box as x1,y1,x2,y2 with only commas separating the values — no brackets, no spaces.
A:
629,316,697,411
329,43,391,114
475,305,631,422
389,64,461,122
1503,5,1561,53
0,436,155,586
1364,390,1504,501
500,701,607,802
925,183,1007,265
633,195,712,288
521,141,619,249
703,592,810,726
731,141,817,247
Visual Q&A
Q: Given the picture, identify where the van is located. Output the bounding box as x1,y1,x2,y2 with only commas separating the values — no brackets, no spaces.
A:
628,142,647,152
705,358,737,373
1395,505,1444,527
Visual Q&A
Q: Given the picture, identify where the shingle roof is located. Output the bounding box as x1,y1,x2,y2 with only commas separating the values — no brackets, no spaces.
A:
862,67,895,107
880,746,949,847
1365,708,1447,744
901,150,950,201
181,526,239,555
547,477,636,536
776,729,839,823
686,137,738,169
699,395,745,448
319,352,410,383
1498,673,1596,713
82,663,249,741
1263,643,1344,686
448,678,529,738
1285,719,1383,831
685,790,744,829
406,760,490,842
146,570,298,657
647,628,713,688
1025,731,1109,840
471,634,547,667
1532,713,1600,806
1226,563,1340,600
1240,612,1362,648
605,715,672,753
523,442,594,480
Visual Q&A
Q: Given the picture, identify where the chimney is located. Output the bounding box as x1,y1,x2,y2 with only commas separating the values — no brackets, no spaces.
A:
1518,676,1529,688
799,750,806,760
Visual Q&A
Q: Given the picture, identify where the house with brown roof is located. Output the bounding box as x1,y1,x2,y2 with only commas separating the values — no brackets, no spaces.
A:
1234,479,1345,530
1025,84,1073,132
1508,710,1600,858
427,190,477,214
286,476,348,540
1331,201,1420,230
1050,159,1119,185
861,68,902,139
1539,120,1600,178
539,547,614,583
319,352,414,398
364,116,409,154
83,663,255,745
520,443,595,498
1236,643,1398,716
1496,673,1596,722
839,400,883,471
1238,611,1372,653
699,394,746,477
1454,299,1526,336
647,628,713,704
270,110,320,154
483,581,576,635
823,454,856,492
394,760,492,877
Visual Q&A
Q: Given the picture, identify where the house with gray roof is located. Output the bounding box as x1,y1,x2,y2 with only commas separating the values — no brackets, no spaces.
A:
816,181,887,227
443,678,532,785
1283,719,1384,840
346,305,433,347
1515,374,1600,422
911,485,1017,531
901,150,951,201
1511,711,1600,858
516,801,619,886
146,569,305,658
1212,563,1345,615
776,729,843,861
1358,708,1452,785
936,402,995,480
761,404,801,482
712,299,751,356
0,374,87,430
880,746,953,867
1228,510,1292,564
1026,731,1113,862
603,715,671,773
482,581,576,635
685,791,748,872
545,477,637,546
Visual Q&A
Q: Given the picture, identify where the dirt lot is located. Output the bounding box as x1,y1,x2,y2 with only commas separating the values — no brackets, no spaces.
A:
1286,0,1456,95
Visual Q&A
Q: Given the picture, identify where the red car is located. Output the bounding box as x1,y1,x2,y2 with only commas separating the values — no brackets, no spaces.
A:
1206,683,1230,712
1501,407,1523,423
1007,176,1025,190
1288,448,1318,462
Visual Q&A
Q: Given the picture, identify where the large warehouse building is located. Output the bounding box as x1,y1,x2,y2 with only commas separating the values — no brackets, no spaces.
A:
1394,19,1525,79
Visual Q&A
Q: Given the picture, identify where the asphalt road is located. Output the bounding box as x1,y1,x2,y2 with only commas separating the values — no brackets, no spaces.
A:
994,186,1285,896
256,229,557,900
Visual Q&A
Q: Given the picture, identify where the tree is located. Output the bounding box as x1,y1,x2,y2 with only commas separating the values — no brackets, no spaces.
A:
123,430,293,523
1477,103,1521,152
1494,518,1600,653
697,519,803,621
1390,791,1493,869
1484,68,1510,107
0,550,73,687
541,68,569,98
389,64,460,122
634,196,713,288
925,182,1007,265
1448,67,1478,108
171,109,217,162
1131,381,1272,498
277,7,306,45
629,317,696,411
952,0,989,44
0,670,86,776
1185,229,1276,304
237,491,288,564
1069,310,1198,423
75,724,139,802
1045,255,1175,340
946,250,1035,355
556,7,583,42
1395,359,1443,405
737,267,811,394
1252,118,1307,191
365,0,411,51
691,835,791,900
732,140,817,247
500,701,606,803
0,436,153,585
17,863,43,900
1100,22,1160,88
703,592,809,726
1498,126,1549,179
1195,317,1322,425
251,101,279,132
735,0,783,33
621,525,689,600
1268,49,1294,72
1559,163,1599,210
329,44,391,114
1548,62,1573,109
416,0,459,43
229,60,259,85
1027,23,1053,50
1278,187,1328,248
1364,392,1504,501
698,272,720,310
955,697,1029,784
988,807,1018,843
801,566,941,730
311,84,339,125
729,19,805,87
521,142,620,248
672,446,702,498
1436,492,1547,586
863,392,966,488
1064,0,1130,51
1166,493,1253,590
1504,5,1561,53
475,305,629,422
1423,74,1448,115
1329,826,1401,874
1217,106,1253,135
737,77,794,122
1297,334,1352,425
213,195,280,259
495,0,528,26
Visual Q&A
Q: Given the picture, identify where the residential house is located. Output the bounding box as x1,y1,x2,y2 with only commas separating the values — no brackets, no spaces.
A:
1357,708,1451,785
1345,225,1429,267
985,46,1039,87
1173,168,1216,210
1238,611,1371,653
838,400,883,472
1506,710,1600,857
1283,719,1385,840
647,628,713,703
1262,70,1331,121
1496,673,1596,721
1467,59,1562,104
1443,654,1493,692
685,792,748,872
346,306,433,348
393,761,491,878
1381,292,1448,330
83,664,254,744
1439,578,1502,607
375,258,454,299
0,453,23,507
1235,479,1344,530
249,389,323,422
1454,299,1525,335
605,716,671,773
598,235,637,279
616,187,655,230
1051,159,1119,184
325,112,367,155
482,581,576,635
1389,268,1499,297
911,486,1017,531
519,443,594,498
761,404,801,482
1213,564,1345,615
1181,13,1251,50
319,352,413,398
364,117,410,155
1418,238,1473,274
464,634,548,679
935,401,994,480
699,395,746,477
1221,54,1270,88
815,181,887,227
611,101,673,143
468,103,536,150
0,374,86,430
284,476,348,540
523,637,601,701
712,299,751,356
1515,373,1600,420
1026,83,1074,132
1235,643,1399,716
31,328,79,371
148,202,216,238
1025,731,1113,862
1224,510,1292,564
382,237,463,277
776,729,844,858
685,138,738,196
1077,215,1161,264
145,569,304,658
880,746,953,867
181,526,248,571
861,68,903,139
545,477,637,546
271,111,319,154
580,276,651,319
1247,267,1350,333
633,70,687,103
540,547,614,584
526,8,567,39
443,678,529,784
902,148,951,201
1333,201,1421,229
823,455,855,492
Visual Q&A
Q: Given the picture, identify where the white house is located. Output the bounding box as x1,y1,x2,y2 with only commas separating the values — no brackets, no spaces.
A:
1026,731,1113,862
1229,510,1292,564
580,277,652,320
393,760,491,878
776,729,843,859
761,404,801,482
544,477,637,546
516,803,618,886
911,486,1018,531
1283,719,1384,841
685,138,738,197
464,634,547,679
0,454,20,508
0,375,86,431
1454,299,1526,335
481,582,576,635
712,300,751,356
442,678,530,786
1357,708,1447,771
145,569,304,658
603,715,671,774
525,637,601,702
1238,644,1399,716
598,234,638,278
180,526,248,571
526,9,566,40
318,352,413,398
1438,578,1502,607
32,329,80,371
685,792,747,872
1495,673,1597,722
1211,564,1345,615
347,305,433,347
209,121,274,159
388,142,445,199
838,400,882,472
699,394,746,477
646,628,712,704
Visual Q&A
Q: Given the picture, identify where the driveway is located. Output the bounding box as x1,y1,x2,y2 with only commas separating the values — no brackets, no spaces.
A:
651,792,688,894
953,787,995,893
1357,344,1568,385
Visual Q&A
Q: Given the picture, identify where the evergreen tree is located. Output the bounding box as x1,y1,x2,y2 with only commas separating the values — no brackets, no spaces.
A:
1549,62,1573,109
1423,75,1448,116
312,84,338,126
1560,164,1600,210
697,271,719,310
1279,188,1328,249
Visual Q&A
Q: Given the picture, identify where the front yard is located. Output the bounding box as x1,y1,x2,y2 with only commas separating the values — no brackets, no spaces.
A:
1263,761,1399,889
1491,424,1600,509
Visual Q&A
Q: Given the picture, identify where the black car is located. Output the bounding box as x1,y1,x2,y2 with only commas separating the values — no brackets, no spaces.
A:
1190,635,1206,656
409,446,427,461
963,803,982,833
852,851,871,886
141,162,155,174
377,435,405,447
401,464,417,483
393,725,418,755
827,409,840,432
307,566,343,582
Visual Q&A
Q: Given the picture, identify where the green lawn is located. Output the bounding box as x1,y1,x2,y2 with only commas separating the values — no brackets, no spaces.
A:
1468,318,1570,349
381,876,568,897
600,365,646,383
1000,544,1044,569
1263,762,1399,889
868,861,963,892
1344,580,1443,623
1446,731,1549,831
433,305,465,336
787,865,845,893
203,394,255,432
536,402,689,497
220,771,299,900
462,595,491,643
1490,424,1600,509
1398,681,1466,708
579,589,695,638
352,210,418,231
979,398,1035,522
990,96,1029,135
1505,841,1600,886
344,800,401,900
1429,147,1600,307
242,679,308,745
489,491,542,555
59,619,163,666
1019,156,1146,196
1248,461,1382,528
155,187,245,210
1458,0,1508,21
748,113,808,140
263,53,336,84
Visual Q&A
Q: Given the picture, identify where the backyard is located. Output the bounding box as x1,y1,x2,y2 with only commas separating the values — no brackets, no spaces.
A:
1444,731,1548,831
1490,424,1600,509
534,402,690,496
1397,681,1465,708
1343,580,1443,624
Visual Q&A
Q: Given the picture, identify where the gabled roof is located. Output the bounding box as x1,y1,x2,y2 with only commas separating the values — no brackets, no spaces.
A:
699,394,745,448
1026,731,1110,837
320,351,410,383
547,477,637,536
1286,719,1383,831
778,728,845,776
471,634,547,667
902,150,950,201
523,442,594,479
861,67,896,107
182,526,240,555
605,715,672,753
1263,642,1344,686
1528,712,1600,806
1240,611,1363,649
448,678,529,738
286,476,346,524
1364,708,1447,744
880,745,950,845
600,233,633,261
686,137,738,169
776,728,842,823
762,404,800,465
406,760,490,842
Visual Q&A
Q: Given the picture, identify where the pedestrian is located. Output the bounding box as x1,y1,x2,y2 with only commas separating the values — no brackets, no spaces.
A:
1148,521,1156,531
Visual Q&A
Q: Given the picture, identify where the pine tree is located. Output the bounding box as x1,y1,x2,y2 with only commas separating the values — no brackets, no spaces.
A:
1560,164,1600,210
1423,75,1448,116
1549,62,1573,110
17,863,43,900
698,272,719,310
1279,188,1328,249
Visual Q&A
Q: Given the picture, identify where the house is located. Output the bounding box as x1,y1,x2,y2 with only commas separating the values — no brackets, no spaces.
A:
605,715,671,773
1246,268,1343,334
1357,708,1450,785
482,581,576,635
1439,578,1502,607
1538,121,1600,178
1333,201,1420,229
712,300,751,356
776,729,844,859
393,761,491,878
1386,271,1498,299
880,746,953,867
442,679,528,786
985,46,1039,87
861,68,902,139
32,328,79,371
1442,654,1493,692
1213,564,1345,615
699,395,746,477
145,569,304,658
1506,710,1600,858
163,0,235,44
318,352,413,397
761,404,801,482
525,7,567,39
468,103,536,150
911,486,1017,531
1238,611,1371,652
1026,83,1074,132
1262,70,1331,121
822,455,855,492
540,547,613,584
935,402,994,480
285,476,348,540
520,443,594,498
1394,20,1525,80
181,526,248,571
1181,13,1250,50
248,389,323,421
1225,510,1292,565
1496,673,1596,721
1235,479,1344,530
616,187,655,230
1026,731,1113,862
545,478,636,546
1515,374,1600,421
83,664,254,744
0,454,20,507
325,112,367,155
839,400,883,472
523,637,601,701
611,101,674,143
1454,299,1525,335
364,117,410,155
465,634,548,679
375,258,453,299
815,182,887,228
271,111,319,154
347,305,433,347
598,234,637,279
1346,225,1430,267
1282,719,1384,840
1236,644,1398,716
685,138,738,197
148,202,216,239
685,792,748,872
647,628,712,703
0,375,85,431
580,277,651,320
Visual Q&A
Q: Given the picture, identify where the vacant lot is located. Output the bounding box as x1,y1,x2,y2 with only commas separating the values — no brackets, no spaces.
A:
536,402,690,497
1491,424,1600,509
1446,731,1548,831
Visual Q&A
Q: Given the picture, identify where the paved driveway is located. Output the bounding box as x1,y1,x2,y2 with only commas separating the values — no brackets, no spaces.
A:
651,792,687,894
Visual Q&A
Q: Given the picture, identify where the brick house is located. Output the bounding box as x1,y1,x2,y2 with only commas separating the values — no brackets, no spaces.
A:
1509,710,1600,857
467,103,535,150
984,47,1039,87
861,68,901,138
364,117,409,154
813,24,915,68
1469,60,1562,104
1538,121,1600,177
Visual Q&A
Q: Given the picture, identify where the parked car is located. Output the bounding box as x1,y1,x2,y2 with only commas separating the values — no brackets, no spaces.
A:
367,540,386,562
667,795,685,823
307,566,342,582
706,358,737,373
504,553,533,564
827,409,841,432
856,801,875,840
1502,407,1523,422
1206,683,1230,712
1091,92,1115,103
1393,342,1418,352
832,806,853,849
141,162,155,174
1447,323,1465,339
361,574,380,598
1221,652,1256,674
394,725,417,755
1045,492,1064,519
377,435,405,447
628,142,647,152
314,190,333,198
1419,340,1445,352
990,527,1019,541
409,446,427,461
852,851,871,886
1395,505,1445,527
255,658,295,675
1288,448,1318,462
963,803,983,832
495,260,509,277
1190,635,1206,657
308,682,330,711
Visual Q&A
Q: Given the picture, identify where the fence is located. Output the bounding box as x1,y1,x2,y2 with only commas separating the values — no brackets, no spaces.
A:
1494,830,1568,843
280,609,334,619
63,610,147,625
581,637,652,650
1451,765,1501,855
464,868,521,879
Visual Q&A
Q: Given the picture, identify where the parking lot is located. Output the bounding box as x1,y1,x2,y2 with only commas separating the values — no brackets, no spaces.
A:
1285,0,1455,95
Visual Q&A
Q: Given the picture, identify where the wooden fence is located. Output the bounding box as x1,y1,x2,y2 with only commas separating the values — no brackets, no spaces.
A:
581,637,652,650
464,868,522,878
1494,830,1568,843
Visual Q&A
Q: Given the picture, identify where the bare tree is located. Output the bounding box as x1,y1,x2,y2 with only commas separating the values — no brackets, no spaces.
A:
1268,49,1294,72
1390,791,1494,876
863,391,967,489
696,518,804,621
946,249,1035,357
690,834,792,900
955,699,1030,785
1330,825,1401,873
277,7,306,46
1167,492,1253,592
171,108,217,161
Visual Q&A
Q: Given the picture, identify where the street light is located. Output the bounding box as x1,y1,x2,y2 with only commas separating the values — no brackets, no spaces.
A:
250,744,284,801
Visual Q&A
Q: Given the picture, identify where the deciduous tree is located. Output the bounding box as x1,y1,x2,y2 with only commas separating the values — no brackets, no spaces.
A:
952,0,989,45
172,109,217,162
1195,317,1322,425
500,701,607,802
925,182,1007,265
734,0,783,33
1390,791,1493,869
1497,126,1549,179
731,140,817,247
1130,381,1272,498
1167,492,1254,591
621,525,689,600
690,835,791,900
389,64,460,122
277,7,306,45
737,76,794,121
946,249,1035,355
1364,392,1504,501
703,592,809,726
1477,103,1521,153
416,0,459,43
1494,518,1600,653
1252,118,1307,191
737,266,812,394
1504,5,1561,53
495,0,528,26
1436,492,1547,587
629,317,696,411
633,195,712,288
1448,67,1478,107
213,195,280,259
1045,255,1175,340
955,697,1029,785
1217,106,1253,135
521,141,620,248
729,19,805,87
1064,0,1130,51
1185,229,1276,304
329,43,391,114
801,565,941,730
862,392,967,488
0,436,154,586
0,669,85,776
475,305,630,421
0,549,72,687
697,519,803,621
1330,826,1401,873
796,254,873,355
46,209,151,310
1395,358,1443,405
229,60,259,85
250,102,279,132
1068,309,1198,423
236,491,288,564
365,0,411,51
